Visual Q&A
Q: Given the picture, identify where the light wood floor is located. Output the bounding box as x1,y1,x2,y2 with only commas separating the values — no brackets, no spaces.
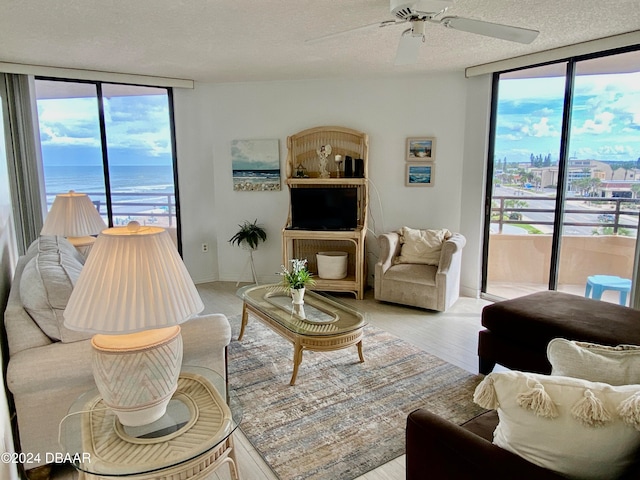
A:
49,282,493,480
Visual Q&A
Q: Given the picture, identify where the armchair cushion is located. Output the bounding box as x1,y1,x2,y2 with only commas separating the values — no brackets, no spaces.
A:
382,263,437,286
474,371,640,480
396,227,452,266
548,338,640,385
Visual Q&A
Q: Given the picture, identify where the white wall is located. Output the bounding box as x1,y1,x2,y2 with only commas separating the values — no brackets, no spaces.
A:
460,74,493,298
173,73,490,296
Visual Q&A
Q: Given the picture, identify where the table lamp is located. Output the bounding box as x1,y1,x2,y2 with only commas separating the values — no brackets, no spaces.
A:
63,221,204,427
40,190,107,256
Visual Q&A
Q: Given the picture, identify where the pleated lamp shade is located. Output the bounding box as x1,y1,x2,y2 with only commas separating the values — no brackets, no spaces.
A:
64,221,204,334
41,191,107,237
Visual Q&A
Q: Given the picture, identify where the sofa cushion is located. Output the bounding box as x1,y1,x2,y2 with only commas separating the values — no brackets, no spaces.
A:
548,338,640,385
473,370,640,480
27,235,86,264
396,227,452,266
20,236,91,343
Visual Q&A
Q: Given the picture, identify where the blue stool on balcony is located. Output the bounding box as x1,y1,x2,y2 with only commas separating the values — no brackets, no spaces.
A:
585,275,632,306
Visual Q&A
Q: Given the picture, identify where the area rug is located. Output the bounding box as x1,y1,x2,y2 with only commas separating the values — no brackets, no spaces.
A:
227,315,486,480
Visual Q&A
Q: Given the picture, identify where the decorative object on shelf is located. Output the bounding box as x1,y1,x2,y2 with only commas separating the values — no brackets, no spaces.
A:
295,162,308,178
317,144,332,178
406,162,435,187
344,155,354,177
406,137,436,161
229,219,267,285
335,154,343,177
63,221,204,427
279,258,316,305
41,190,107,257
231,139,281,191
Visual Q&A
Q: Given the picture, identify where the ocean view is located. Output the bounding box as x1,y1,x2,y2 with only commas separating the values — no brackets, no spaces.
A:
44,164,176,226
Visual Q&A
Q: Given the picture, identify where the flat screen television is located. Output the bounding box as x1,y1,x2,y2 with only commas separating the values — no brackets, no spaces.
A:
290,187,358,230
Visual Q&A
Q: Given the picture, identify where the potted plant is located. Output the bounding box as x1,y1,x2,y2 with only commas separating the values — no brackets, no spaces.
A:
229,219,267,250
280,258,316,304
229,219,267,285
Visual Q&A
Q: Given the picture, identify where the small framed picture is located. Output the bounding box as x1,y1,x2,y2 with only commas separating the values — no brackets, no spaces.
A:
406,137,436,161
406,162,435,187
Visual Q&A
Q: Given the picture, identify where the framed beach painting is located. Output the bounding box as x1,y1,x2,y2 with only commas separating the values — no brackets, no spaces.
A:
406,137,436,161
231,139,281,191
406,162,435,187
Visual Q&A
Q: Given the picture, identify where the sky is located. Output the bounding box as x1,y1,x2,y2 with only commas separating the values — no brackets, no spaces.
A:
494,69,640,165
36,93,173,167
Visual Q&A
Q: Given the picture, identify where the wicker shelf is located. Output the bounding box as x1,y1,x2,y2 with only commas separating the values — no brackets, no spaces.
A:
283,126,369,299
286,177,367,186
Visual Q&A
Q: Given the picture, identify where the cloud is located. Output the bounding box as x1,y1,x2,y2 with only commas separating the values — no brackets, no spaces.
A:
572,111,615,135
531,118,559,137
597,144,634,157
518,118,559,138
37,94,172,157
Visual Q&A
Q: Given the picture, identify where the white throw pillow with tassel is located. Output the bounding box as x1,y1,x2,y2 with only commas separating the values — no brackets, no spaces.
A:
473,371,640,480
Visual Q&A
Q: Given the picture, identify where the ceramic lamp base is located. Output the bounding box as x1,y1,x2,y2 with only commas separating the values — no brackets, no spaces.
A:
91,326,183,427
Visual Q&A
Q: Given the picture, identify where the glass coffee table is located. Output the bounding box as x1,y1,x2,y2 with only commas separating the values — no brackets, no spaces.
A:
59,365,242,479
237,284,366,385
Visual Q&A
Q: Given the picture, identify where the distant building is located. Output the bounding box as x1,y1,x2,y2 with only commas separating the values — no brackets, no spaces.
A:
597,181,637,198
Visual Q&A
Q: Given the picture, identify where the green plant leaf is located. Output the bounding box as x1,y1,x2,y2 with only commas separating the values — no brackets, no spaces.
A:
229,219,267,249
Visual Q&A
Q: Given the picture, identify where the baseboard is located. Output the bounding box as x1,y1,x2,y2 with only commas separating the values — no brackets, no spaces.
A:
460,285,480,299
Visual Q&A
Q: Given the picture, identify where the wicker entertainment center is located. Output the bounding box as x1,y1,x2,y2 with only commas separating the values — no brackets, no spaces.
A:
282,126,369,299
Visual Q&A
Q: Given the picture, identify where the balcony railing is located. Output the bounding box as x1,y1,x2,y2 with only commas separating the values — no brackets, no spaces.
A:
491,195,640,236
487,195,638,300
46,191,177,228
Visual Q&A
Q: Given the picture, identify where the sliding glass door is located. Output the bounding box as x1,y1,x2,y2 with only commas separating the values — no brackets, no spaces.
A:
485,63,566,299
484,47,640,305
556,51,640,302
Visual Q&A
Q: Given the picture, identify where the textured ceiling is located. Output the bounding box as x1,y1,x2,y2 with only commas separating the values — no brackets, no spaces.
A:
1,0,639,83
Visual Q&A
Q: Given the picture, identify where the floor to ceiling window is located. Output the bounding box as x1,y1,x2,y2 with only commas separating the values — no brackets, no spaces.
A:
484,47,640,305
34,79,181,248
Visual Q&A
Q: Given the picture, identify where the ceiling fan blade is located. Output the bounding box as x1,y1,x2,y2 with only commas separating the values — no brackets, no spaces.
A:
395,30,423,65
439,16,539,44
306,19,406,44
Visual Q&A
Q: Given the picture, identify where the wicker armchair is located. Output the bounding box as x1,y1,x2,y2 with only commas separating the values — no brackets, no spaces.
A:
374,231,465,311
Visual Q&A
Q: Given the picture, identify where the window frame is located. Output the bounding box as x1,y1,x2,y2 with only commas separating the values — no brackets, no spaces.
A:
34,77,183,254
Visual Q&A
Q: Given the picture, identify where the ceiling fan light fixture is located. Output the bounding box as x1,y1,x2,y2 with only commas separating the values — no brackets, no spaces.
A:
395,29,424,65
410,20,426,38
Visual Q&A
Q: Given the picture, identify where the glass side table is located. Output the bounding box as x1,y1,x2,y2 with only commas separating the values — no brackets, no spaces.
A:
59,365,242,479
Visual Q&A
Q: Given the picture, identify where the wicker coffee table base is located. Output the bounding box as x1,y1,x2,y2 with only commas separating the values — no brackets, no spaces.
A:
239,302,365,385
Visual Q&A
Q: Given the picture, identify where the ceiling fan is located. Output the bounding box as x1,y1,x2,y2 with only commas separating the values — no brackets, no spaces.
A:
307,0,539,65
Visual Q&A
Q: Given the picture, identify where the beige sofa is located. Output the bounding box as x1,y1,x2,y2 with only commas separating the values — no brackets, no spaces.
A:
3,236,231,473
374,230,466,311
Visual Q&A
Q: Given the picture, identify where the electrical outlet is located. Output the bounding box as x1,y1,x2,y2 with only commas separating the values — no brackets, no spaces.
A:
201,243,208,253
